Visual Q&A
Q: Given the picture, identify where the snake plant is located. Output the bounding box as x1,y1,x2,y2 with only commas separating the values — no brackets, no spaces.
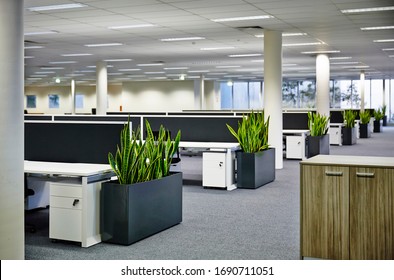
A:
307,112,329,136
359,110,371,124
374,108,384,121
108,117,181,184
342,110,357,128
226,110,270,153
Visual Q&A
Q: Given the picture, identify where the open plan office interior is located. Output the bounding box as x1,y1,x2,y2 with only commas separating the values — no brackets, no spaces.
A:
1,0,394,266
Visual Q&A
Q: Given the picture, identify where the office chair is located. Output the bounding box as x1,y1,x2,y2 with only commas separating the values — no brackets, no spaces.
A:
24,174,36,233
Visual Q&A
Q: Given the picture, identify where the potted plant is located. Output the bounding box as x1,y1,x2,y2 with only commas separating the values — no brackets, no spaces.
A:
306,112,330,158
100,118,183,245
373,108,384,132
342,110,357,145
359,110,371,138
382,105,387,126
226,110,275,189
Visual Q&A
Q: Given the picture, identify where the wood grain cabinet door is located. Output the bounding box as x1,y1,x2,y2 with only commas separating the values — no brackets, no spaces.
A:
301,165,350,259
350,167,394,260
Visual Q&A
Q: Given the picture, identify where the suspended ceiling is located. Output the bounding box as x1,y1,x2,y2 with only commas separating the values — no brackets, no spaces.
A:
24,0,394,86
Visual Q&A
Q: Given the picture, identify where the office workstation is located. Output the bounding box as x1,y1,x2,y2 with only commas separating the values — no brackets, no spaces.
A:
1,1,394,270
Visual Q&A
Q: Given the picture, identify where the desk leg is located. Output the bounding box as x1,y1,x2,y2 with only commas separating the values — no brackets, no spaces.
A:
225,149,237,191
81,177,102,248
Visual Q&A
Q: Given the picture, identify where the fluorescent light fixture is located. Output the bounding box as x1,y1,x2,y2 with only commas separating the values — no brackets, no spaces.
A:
200,47,235,51
301,50,341,54
373,39,394,43
27,77,42,80
342,65,370,69
229,54,262,57
35,71,56,74
331,61,360,65
283,64,298,67
164,67,189,70
24,56,34,59
30,75,47,77
255,32,307,38
107,73,123,76
383,48,394,51
283,42,323,47
24,46,44,49
179,74,186,80
251,59,264,63
108,24,156,29
27,3,87,12
40,67,64,70
118,69,141,72
85,43,123,47
361,26,394,31
160,37,205,42
137,63,163,66
104,58,132,62
187,70,210,73
207,72,227,75
144,72,166,74
389,55,394,58
341,6,394,13
61,53,92,57
329,57,352,60
211,15,273,22
24,31,58,36
216,65,241,68
49,61,77,64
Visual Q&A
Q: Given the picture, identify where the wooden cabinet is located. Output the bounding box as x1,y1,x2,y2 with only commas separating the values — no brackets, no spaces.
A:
300,155,394,260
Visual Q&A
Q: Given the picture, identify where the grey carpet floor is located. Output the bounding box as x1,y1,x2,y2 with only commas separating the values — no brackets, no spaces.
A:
24,126,394,260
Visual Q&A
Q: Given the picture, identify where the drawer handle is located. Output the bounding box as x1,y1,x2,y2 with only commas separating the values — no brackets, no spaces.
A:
73,199,80,206
356,172,375,178
325,171,343,176
219,162,223,167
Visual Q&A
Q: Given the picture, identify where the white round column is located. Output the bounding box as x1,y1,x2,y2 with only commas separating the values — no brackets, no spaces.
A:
0,0,24,260
96,61,108,115
264,30,283,169
360,71,365,112
71,79,76,114
315,54,330,117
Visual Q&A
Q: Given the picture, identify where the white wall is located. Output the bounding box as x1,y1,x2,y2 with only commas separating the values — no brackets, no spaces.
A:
122,80,195,112
24,80,219,114
24,84,122,114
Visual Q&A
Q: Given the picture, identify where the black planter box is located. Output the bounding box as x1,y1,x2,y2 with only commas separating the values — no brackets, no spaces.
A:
383,115,387,126
306,134,329,158
373,120,382,133
100,172,183,245
359,123,371,138
236,148,275,189
342,127,357,145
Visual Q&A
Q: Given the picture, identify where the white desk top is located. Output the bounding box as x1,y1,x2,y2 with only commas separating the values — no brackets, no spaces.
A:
283,129,310,134
179,141,240,150
24,160,113,177
300,155,394,168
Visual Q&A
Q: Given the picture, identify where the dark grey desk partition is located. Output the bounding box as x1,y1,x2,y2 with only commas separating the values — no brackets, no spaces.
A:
283,112,311,130
145,116,242,142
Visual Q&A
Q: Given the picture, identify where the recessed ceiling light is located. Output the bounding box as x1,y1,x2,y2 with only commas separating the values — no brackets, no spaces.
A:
118,69,141,72
373,39,394,43
24,46,45,49
49,61,77,64
229,54,262,57
160,37,205,42
40,67,64,70
283,42,323,47
61,53,92,57
24,31,58,36
164,67,189,70
200,47,235,51
361,26,394,31
255,32,307,38
329,57,352,60
27,3,87,12
211,15,273,22
137,63,164,66
341,6,394,13
108,24,156,29
104,58,132,62
301,50,340,54
216,65,241,68
85,43,123,47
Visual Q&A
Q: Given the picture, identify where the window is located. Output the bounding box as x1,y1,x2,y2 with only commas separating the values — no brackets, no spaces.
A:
299,80,315,108
220,82,232,109
249,82,263,109
282,81,298,108
220,81,263,110
233,82,248,109
370,79,383,110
